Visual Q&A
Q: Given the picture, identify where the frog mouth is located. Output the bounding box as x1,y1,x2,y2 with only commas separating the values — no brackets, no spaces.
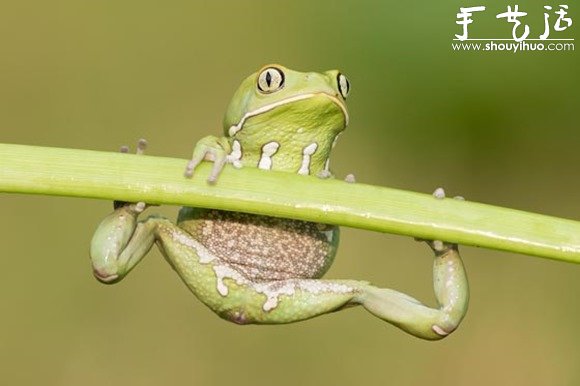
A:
227,93,349,137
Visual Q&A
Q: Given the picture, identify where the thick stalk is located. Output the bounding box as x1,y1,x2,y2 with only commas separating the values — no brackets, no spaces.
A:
1,143,580,264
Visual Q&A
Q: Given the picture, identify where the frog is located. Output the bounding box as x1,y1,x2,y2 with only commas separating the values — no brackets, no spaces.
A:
90,64,469,340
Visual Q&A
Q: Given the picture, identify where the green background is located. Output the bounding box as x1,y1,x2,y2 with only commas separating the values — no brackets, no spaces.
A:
0,1,578,385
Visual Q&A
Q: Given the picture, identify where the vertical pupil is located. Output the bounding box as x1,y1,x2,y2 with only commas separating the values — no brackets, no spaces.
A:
265,71,272,87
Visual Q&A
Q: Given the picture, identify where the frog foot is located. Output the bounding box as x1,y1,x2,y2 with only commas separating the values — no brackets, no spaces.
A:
414,187,464,251
113,139,148,210
184,135,232,184
358,187,469,339
432,186,464,202
316,171,356,182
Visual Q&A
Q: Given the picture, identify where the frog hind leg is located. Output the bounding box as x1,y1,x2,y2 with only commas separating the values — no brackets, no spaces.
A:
155,225,361,324
358,241,469,340
155,226,467,339
90,138,172,283
90,204,171,283
357,187,469,340
92,209,467,340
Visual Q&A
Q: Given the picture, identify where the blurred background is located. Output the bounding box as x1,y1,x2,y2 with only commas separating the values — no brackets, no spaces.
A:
0,1,578,385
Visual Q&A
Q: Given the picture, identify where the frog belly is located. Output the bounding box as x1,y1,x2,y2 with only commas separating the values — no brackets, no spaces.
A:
177,208,339,281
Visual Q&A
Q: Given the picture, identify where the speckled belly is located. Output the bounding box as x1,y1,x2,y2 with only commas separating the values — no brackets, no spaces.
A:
177,208,339,282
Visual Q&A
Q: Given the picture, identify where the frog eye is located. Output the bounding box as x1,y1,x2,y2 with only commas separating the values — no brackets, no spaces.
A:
337,73,350,99
257,67,285,93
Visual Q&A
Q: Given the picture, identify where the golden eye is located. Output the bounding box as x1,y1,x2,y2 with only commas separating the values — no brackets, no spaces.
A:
337,73,350,99
257,67,285,93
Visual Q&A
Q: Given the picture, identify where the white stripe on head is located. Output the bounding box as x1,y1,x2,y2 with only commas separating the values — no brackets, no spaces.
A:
228,93,348,137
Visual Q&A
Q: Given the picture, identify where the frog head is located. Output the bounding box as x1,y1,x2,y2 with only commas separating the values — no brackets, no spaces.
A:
223,64,350,176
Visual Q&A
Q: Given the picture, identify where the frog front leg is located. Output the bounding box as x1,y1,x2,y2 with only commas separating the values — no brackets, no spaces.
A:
184,135,231,183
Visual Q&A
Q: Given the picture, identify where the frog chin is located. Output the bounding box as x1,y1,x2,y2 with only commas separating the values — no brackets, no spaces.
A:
228,92,348,137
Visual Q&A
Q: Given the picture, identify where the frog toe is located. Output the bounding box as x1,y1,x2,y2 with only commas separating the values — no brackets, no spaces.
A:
344,173,356,183
114,139,150,209
415,187,466,250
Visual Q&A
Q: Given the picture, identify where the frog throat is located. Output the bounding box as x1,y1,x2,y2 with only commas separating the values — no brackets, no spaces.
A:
227,92,349,137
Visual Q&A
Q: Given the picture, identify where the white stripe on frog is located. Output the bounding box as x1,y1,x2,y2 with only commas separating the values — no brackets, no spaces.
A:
227,140,243,168
258,141,280,170
228,93,349,137
298,143,318,175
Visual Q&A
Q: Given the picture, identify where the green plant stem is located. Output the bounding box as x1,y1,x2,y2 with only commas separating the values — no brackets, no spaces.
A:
2,143,580,264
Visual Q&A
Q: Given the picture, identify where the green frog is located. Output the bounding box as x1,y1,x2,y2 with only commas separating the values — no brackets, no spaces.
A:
90,64,468,340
